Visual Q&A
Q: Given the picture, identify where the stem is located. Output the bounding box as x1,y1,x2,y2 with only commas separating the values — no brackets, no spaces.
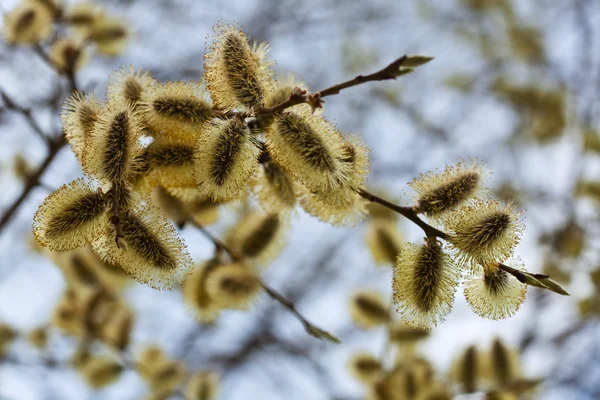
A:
0,89,50,143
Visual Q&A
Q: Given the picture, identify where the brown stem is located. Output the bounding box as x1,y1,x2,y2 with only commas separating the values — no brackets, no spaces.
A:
0,89,50,143
109,184,124,248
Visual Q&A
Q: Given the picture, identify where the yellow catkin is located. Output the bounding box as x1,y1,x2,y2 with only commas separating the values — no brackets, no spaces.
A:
487,338,520,387
444,199,524,271
3,2,54,45
146,136,197,188
194,118,260,201
182,260,224,323
205,263,261,310
83,104,145,183
87,15,130,56
451,345,480,393
348,352,384,385
60,92,103,164
98,305,134,350
140,81,213,141
410,160,488,219
92,202,192,289
136,344,169,381
266,110,350,193
49,38,88,73
185,370,220,400
166,187,222,226
64,3,102,32
365,221,403,265
252,160,298,213
147,359,186,393
80,356,124,389
387,321,430,344
225,211,287,266
349,290,389,329
27,326,48,350
393,240,459,329
463,262,527,320
0,324,17,357
107,66,156,106
204,24,272,109
33,179,108,251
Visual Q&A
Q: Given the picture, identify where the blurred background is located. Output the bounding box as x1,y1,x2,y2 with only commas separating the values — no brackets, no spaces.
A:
0,0,599,399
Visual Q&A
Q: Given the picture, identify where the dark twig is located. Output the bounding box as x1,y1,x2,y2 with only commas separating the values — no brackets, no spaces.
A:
0,89,50,143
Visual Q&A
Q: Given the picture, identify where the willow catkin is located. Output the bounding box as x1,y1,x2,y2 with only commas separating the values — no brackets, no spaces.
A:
488,338,519,387
266,111,350,193
452,345,480,393
49,38,88,73
79,356,124,389
140,81,213,140
194,118,260,201
464,261,527,320
146,136,196,188
61,92,103,164
349,290,389,329
166,187,222,226
2,2,54,45
92,203,192,289
27,326,48,350
387,321,430,344
83,104,144,183
365,221,403,265
348,352,384,385
204,24,272,109
205,263,261,310
107,66,156,106
393,240,460,329
87,15,129,56
444,199,524,271
185,370,220,400
225,211,287,266
410,160,488,219
182,260,223,323
0,324,17,357
252,160,298,213
98,306,134,350
64,2,101,30
33,179,108,251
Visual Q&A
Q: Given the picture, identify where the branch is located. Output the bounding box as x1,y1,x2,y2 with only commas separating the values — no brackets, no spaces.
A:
0,89,50,143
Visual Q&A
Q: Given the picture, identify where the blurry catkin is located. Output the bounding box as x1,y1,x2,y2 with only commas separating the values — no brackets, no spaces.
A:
0,324,17,357
148,360,186,393
185,370,220,400
182,260,223,323
583,128,600,153
252,160,298,213
194,118,260,201
61,92,103,164
410,160,488,219
136,345,168,381
393,239,459,329
50,38,88,74
387,321,430,344
3,2,53,45
204,24,271,109
348,352,384,385
452,345,480,393
92,203,192,289
64,3,101,31
107,66,156,106
146,137,196,188
349,290,389,329
12,154,33,182
98,306,134,350
80,356,124,389
87,16,130,56
166,187,222,226
151,186,191,228
445,199,524,270
205,263,261,310
33,179,108,251
266,111,350,192
463,262,526,320
83,104,144,183
365,221,403,265
225,211,287,266
489,338,518,387
140,81,213,140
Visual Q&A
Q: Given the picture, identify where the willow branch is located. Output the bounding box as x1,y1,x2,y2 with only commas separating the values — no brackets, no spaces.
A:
0,89,50,143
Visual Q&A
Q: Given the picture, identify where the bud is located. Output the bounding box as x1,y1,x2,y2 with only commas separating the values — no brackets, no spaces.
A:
205,263,261,310
365,221,403,265
92,203,192,289
393,239,459,329
445,199,524,269
60,92,103,164
185,370,219,400
411,160,488,219
194,118,260,201
49,37,87,74
2,2,53,45
463,262,527,320
98,305,134,350
403,55,435,67
225,211,287,266
33,179,108,251
387,321,429,344
182,260,223,323
83,104,145,183
348,352,383,385
349,290,389,329
107,66,156,106
64,3,102,31
87,16,130,56
204,24,272,109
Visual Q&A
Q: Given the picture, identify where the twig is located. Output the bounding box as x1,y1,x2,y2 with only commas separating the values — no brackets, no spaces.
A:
0,88,50,143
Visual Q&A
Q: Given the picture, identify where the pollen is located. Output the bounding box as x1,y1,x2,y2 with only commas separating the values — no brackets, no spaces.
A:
349,290,389,329
194,118,260,201
33,179,108,251
393,239,460,329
